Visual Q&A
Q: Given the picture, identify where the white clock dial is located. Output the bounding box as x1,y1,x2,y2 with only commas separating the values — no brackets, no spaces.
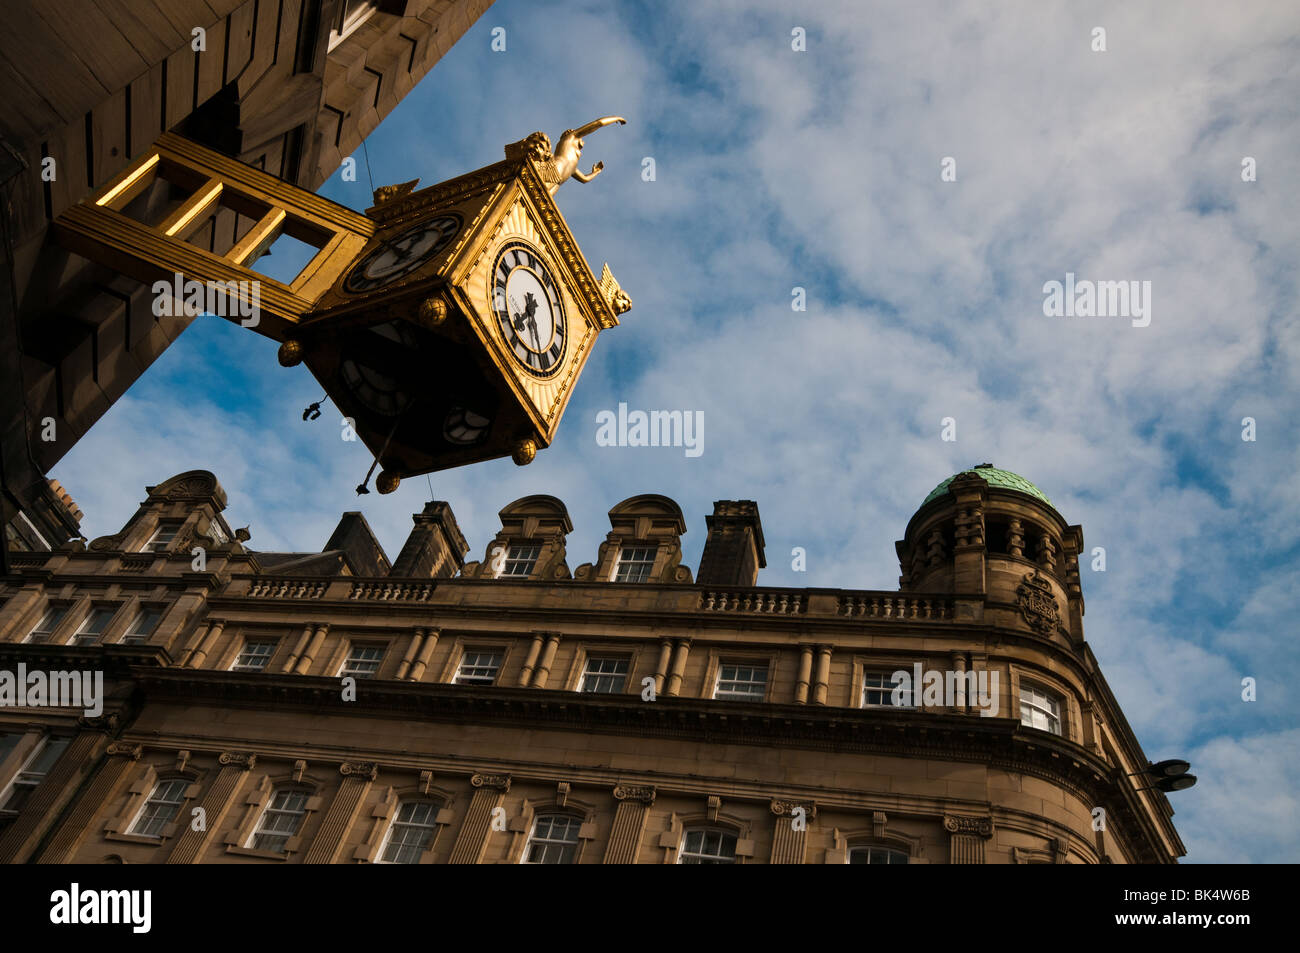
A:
491,241,566,377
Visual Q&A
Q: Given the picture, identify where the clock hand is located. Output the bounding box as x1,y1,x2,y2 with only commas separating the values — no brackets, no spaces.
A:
510,295,527,331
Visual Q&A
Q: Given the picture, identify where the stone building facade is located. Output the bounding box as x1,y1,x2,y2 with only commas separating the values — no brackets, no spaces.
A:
0,465,1186,863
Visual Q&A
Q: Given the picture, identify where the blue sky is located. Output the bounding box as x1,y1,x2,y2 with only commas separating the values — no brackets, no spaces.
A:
53,0,1300,862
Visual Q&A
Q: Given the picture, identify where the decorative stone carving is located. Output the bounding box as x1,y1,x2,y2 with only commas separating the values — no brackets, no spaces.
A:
1016,570,1061,634
291,759,307,782
218,751,257,770
340,761,378,781
926,529,945,568
471,773,511,792
1036,533,1058,572
706,795,721,821
612,784,656,803
769,799,817,819
77,713,120,732
105,742,142,760
943,815,993,837
1007,518,1025,558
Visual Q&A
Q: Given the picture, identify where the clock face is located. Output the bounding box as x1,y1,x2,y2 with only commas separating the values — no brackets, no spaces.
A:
490,241,566,378
344,215,461,294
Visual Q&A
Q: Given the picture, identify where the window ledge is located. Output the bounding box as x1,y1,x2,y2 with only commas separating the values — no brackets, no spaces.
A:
104,831,165,846
225,845,291,861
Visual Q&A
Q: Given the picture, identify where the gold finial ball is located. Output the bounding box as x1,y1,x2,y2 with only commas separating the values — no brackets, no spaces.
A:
417,297,448,328
376,471,400,494
511,438,537,466
277,339,304,367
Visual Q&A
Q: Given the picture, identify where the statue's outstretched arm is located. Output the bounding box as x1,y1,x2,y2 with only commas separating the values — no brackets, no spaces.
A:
572,161,605,184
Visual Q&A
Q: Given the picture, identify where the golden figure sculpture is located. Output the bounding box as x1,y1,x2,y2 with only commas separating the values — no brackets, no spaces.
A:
548,116,626,194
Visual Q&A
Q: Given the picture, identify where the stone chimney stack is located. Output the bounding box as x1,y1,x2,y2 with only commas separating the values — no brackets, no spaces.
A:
390,501,469,578
696,500,766,587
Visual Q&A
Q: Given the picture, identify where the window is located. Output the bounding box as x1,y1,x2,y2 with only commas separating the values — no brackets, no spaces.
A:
713,663,768,701
581,656,629,694
679,828,737,864
1,736,69,813
71,607,117,646
863,671,912,708
142,521,183,553
849,846,908,864
613,546,656,583
231,640,277,672
129,779,188,837
454,650,502,685
0,733,20,765
498,543,541,577
379,800,440,863
339,644,385,679
24,605,68,643
1019,684,1062,735
523,814,582,864
120,605,164,644
248,787,309,852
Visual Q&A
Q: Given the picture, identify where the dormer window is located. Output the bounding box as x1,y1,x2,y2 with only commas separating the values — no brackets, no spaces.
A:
499,543,541,577
613,546,656,583
142,520,183,553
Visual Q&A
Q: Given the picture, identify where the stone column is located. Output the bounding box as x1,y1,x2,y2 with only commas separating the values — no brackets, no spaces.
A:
303,762,377,864
281,623,314,672
665,639,690,697
185,619,224,668
769,799,815,864
652,639,673,695
951,651,968,712
603,785,655,864
448,773,510,864
944,815,993,864
164,752,257,864
37,742,143,863
294,623,329,675
517,633,545,686
395,630,424,680
812,645,831,705
795,646,813,704
531,633,561,688
408,628,439,681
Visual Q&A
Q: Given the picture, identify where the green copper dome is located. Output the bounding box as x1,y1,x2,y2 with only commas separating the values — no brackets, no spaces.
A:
922,464,1052,507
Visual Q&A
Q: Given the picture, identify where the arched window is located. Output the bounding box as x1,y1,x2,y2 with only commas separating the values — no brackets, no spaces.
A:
678,828,738,864
523,813,582,864
379,800,441,864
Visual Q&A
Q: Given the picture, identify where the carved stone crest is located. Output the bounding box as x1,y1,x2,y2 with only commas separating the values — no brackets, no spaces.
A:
218,751,257,771
471,773,511,792
340,761,378,781
943,815,993,837
613,784,656,803
769,799,816,819
1016,570,1060,634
